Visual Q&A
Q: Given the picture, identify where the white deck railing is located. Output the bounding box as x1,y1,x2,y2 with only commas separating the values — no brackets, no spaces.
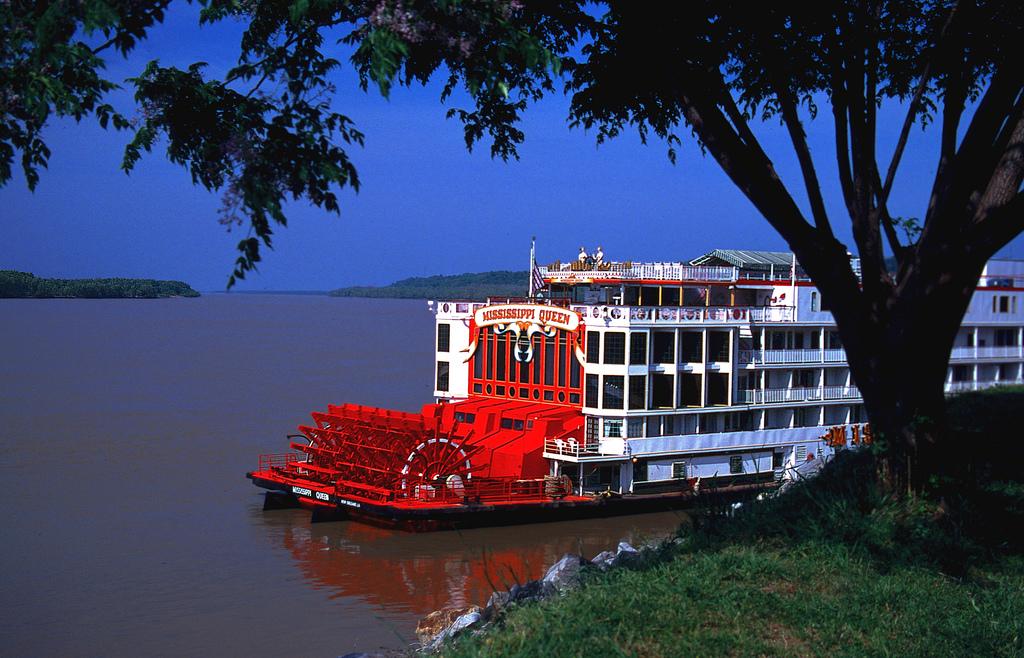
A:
543,264,737,282
739,348,847,365
570,305,795,323
946,378,1024,392
543,437,601,457
741,385,861,404
949,345,1022,360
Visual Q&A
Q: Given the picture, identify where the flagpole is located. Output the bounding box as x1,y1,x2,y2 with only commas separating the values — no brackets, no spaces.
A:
529,236,536,300
790,252,797,311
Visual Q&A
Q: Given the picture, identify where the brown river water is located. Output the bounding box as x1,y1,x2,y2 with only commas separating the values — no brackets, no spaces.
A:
0,295,685,657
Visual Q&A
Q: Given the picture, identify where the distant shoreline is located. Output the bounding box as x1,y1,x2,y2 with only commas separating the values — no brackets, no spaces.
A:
0,271,200,299
329,270,528,301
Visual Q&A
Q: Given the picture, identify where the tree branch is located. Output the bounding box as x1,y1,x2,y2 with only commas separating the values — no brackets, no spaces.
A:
775,81,834,237
830,66,858,218
880,1,961,207
934,64,1024,226
842,9,887,290
972,109,1024,228
968,191,1024,264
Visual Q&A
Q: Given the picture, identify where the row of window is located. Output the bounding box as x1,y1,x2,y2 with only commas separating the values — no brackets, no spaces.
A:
590,405,866,439
587,330,731,365
583,328,846,366
633,451,786,482
950,363,1021,381
584,372,732,409
963,328,1022,347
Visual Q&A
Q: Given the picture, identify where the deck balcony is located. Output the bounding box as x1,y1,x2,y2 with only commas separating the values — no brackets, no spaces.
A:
543,263,738,283
946,378,1024,393
543,436,601,458
740,385,861,404
739,348,847,365
569,305,795,323
949,346,1023,360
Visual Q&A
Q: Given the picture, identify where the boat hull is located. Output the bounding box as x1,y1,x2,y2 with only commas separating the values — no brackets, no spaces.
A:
248,472,770,531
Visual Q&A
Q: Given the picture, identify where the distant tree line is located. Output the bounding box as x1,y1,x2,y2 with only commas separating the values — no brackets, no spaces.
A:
329,271,528,301
0,271,200,298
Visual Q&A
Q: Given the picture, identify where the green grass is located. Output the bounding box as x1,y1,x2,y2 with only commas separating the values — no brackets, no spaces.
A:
450,544,1023,657
444,388,1024,657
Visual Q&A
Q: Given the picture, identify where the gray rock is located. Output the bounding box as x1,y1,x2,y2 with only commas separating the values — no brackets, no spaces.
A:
509,579,550,603
614,541,640,566
542,553,585,592
486,589,511,612
425,611,482,652
590,550,616,570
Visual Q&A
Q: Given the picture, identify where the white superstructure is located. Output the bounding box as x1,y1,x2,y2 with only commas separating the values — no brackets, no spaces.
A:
430,249,1024,494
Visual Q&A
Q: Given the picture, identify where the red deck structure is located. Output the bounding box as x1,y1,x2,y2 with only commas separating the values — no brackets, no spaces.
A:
247,397,599,526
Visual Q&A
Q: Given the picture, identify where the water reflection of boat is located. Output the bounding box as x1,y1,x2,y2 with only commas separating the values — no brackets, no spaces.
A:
271,510,687,617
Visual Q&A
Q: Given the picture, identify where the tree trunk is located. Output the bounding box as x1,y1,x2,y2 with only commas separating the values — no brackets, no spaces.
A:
829,258,982,495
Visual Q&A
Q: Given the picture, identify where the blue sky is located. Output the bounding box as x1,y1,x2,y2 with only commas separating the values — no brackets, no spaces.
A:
3,6,1022,291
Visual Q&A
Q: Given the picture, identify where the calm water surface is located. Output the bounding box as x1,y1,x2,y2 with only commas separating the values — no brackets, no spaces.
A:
0,295,685,657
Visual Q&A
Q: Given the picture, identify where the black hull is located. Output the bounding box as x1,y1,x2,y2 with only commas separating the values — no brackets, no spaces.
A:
249,473,772,532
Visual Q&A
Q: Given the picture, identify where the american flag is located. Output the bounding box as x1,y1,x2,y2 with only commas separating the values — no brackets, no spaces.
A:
529,237,545,297
531,263,545,293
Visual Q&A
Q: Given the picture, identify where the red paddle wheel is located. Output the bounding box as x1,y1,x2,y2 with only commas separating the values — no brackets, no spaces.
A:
259,403,488,505
250,397,586,523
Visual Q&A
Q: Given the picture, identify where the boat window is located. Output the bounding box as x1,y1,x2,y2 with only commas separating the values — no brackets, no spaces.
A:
672,461,687,479
500,418,513,429
544,340,555,385
437,323,451,352
708,332,730,362
603,419,623,438
513,419,524,430
729,455,744,474
466,413,476,423
652,331,675,363
628,375,646,410
602,375,624,409
680,374,702,407
587,331,601,363
436,361,450,392
585,374,599,408
486,333,495,379
557,335,567,386
454,412,465,422
651,373,674,408
680,332,702,363
496,334,507,380
603,332,625,364
629,332,647,365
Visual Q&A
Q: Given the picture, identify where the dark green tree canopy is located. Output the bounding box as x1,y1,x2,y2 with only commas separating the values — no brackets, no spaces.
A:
3,0,1023,489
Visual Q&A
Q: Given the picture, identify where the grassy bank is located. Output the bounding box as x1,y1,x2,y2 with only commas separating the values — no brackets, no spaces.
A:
446,388,1024,657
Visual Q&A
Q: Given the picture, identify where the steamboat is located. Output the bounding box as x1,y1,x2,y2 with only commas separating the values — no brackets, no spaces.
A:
248,248,1024,530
